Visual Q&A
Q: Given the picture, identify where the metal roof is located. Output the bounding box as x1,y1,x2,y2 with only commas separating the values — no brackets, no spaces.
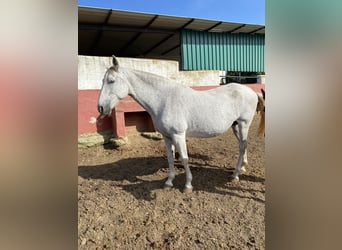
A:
79,6,265,62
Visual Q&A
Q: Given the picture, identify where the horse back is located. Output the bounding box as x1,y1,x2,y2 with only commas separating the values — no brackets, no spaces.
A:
175,84,257,137
153,83,257,137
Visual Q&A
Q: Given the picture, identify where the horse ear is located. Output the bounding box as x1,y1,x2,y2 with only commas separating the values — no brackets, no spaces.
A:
112,55,119,71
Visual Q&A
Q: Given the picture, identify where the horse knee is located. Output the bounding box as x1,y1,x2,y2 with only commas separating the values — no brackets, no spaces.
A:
181,157,189,167
239,140,247,151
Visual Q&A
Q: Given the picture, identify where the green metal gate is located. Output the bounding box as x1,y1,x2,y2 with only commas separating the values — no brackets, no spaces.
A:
181,29,265,72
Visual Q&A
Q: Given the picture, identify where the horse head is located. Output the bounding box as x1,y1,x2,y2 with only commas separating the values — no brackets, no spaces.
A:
97,56,130,116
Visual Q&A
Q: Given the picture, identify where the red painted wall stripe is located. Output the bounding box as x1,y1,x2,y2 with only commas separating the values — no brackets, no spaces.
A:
78,84,265,135
78,90,112,134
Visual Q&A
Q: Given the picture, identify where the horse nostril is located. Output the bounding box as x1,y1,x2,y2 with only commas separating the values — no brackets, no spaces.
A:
98,105,103,114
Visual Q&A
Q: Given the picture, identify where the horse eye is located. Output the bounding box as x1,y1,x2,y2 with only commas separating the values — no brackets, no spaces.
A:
108,79,115,84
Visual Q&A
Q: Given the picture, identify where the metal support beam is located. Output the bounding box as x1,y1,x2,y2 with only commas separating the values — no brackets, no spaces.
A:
89,9,112,54
119,15,159,54
205,21,223,31
227,24,246,33
79,23,176,34
155,18,194,56
161,44,180,55
142,34,174,55
179,18,195,30
247,27,265,34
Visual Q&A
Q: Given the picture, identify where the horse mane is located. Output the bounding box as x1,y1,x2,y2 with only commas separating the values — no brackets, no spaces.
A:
127,68,186,88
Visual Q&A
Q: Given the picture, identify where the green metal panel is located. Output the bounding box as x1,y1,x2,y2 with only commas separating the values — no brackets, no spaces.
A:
181,30,265,72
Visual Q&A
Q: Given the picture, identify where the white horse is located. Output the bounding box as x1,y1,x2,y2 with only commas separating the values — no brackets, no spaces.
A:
98,56,265,192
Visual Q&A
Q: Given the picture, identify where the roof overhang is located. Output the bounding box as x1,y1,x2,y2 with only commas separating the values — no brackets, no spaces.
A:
78,6,265,62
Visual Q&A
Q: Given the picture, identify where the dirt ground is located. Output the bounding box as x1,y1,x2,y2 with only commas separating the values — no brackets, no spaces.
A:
78,115,265,249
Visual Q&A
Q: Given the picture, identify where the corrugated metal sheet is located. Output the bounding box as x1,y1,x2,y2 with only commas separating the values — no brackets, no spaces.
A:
181,30,265,72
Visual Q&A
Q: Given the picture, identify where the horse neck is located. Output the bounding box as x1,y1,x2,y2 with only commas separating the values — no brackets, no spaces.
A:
124,68,174,116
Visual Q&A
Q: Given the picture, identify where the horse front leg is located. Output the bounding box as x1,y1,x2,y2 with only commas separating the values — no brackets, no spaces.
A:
163,136,175,188
172,133,193,192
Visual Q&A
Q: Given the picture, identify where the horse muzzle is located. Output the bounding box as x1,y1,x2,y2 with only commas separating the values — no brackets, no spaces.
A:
97,105,104,114
97,104,112,116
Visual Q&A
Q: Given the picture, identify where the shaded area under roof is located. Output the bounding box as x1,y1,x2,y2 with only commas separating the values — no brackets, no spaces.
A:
79,6,265,62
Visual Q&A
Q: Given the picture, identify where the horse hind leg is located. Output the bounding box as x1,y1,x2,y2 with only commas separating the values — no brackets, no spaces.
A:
231,121,250,180
232,121,248,172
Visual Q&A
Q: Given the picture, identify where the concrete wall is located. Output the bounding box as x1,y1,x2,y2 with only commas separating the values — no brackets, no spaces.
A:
257,75,266,84
78,56,221,90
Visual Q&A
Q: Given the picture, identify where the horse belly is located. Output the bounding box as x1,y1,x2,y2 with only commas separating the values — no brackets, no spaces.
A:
186,129,227,138
186,116,233,138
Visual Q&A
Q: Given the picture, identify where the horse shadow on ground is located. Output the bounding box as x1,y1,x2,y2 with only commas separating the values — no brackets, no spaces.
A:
78,156,265,203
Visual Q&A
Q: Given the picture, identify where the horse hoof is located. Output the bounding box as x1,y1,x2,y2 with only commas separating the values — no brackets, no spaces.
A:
229,175,239,182
164,183,173,189
183,187,193,193
241,166,246,172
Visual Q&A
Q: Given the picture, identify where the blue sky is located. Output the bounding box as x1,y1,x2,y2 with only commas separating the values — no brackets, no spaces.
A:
78,0,265,25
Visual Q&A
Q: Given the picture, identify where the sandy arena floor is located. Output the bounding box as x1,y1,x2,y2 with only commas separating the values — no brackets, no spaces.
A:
78,115,265,249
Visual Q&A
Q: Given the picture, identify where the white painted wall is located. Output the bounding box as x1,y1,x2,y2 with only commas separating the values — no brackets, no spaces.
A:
78,56,111,90
78,56,221,90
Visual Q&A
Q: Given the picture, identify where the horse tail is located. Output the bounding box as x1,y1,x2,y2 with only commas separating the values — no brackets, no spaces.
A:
256,89,265,136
